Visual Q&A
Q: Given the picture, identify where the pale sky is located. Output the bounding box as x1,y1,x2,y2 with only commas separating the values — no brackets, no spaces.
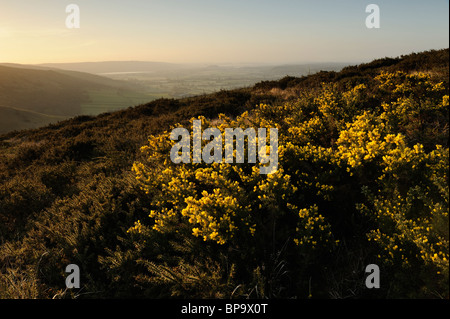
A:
0,0,448,64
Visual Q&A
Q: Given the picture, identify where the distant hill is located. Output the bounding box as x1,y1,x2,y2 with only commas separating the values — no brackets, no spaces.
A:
0,64,151,134
36,60,349,78
38,61,182,74
0,62,142,87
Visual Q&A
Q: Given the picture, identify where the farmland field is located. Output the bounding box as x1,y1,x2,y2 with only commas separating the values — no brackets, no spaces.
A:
81,88,157,115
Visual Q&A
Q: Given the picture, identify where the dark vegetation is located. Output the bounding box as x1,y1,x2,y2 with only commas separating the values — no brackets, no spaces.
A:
0,49,448,298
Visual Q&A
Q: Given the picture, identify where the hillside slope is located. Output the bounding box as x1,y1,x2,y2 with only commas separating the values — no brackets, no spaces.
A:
0,49,448,299
0,105,67,134
0,65,151,134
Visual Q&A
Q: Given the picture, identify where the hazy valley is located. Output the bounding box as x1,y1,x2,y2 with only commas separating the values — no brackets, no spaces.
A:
0,61,348,134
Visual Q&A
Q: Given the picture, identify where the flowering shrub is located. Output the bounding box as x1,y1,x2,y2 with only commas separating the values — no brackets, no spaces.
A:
131,71,448,298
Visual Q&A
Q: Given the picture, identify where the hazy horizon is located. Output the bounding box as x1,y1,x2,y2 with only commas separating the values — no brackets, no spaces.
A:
1,0,448,65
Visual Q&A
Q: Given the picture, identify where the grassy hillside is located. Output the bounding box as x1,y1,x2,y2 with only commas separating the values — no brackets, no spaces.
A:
0,105,68,134
0,49,448,299
0,65,152,134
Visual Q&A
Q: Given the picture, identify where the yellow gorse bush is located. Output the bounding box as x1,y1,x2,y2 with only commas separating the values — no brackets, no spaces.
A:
132,71,448,295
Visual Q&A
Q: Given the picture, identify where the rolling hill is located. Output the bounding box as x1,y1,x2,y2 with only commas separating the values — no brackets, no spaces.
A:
38,61,182,74
0,105,67,134
0,64,152,134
